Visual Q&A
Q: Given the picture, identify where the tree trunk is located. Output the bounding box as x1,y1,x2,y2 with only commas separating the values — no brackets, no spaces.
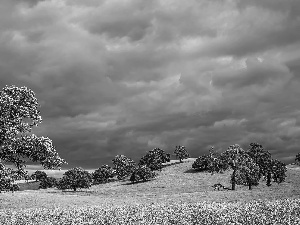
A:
73,187,76,191
179,158,182,163
266,172,272,186
231,169,236,190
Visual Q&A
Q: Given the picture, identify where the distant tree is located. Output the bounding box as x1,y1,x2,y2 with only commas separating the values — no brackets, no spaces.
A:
92,165,115,184
130,165,156,183
295,153,300,165
112,155,136,180
192,155,210,171
139,148,170,171
57,167,92,191
221,144,251,190
235,157,260,190
31,170,48,181
246,143,271,181
174,146,189,163
39,176,57,189
0,85,66,189
192,147,229,174
270,159,287,184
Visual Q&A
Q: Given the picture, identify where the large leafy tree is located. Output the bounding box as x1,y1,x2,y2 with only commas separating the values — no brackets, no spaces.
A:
235,157,260,190
31,170,48,181
174,146,190,163
112,155,136,180
92,165,115,184
0,85,66,187
246,143,271,181
221,144,252,190
57,167,92,191
139,148,170,171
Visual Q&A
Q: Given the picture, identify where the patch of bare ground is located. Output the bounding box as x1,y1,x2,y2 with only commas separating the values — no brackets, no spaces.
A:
1,158,300,210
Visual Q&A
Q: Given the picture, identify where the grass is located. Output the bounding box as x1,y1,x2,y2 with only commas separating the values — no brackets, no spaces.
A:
1,158,300,224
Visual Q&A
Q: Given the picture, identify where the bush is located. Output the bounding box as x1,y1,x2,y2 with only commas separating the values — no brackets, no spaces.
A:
57,167,92,191
92,165,115,184
130,165,156,183
139,148,170,171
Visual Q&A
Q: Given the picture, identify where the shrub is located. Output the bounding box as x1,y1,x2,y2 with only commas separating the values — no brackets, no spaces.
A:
92,165,115,184
130,165,156,183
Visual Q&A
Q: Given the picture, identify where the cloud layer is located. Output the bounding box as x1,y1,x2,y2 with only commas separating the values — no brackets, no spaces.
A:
1,0,300,168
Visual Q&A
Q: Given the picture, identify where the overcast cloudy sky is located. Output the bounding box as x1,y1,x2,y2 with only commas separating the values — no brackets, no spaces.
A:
1,0,300,169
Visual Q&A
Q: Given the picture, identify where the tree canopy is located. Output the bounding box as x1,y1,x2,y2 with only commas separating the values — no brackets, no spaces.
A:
112,155,136,180
139,148,170,171
174,146,189,163
0,85,66,188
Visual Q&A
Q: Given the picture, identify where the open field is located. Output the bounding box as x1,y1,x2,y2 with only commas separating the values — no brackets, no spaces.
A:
1,158,300,224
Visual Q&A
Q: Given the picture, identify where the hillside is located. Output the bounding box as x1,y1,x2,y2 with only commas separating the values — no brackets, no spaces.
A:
1,158,300,210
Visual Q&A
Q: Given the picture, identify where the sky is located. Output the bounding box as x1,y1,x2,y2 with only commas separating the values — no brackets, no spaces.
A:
1,0,300,170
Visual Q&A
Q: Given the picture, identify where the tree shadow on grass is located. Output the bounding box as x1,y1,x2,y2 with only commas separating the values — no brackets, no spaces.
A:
121,180,154,186
184,168,202,173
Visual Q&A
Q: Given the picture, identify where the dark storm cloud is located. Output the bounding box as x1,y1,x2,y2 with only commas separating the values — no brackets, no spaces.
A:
1,0,300,168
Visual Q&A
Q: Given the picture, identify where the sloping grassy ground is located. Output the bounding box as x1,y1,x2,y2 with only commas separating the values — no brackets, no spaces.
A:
1,159,300,224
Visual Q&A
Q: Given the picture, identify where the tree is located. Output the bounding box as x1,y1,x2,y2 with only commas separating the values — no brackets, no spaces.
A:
295,153,300,165
57,167,92,191
130,165,156,183
0,85,66,188
270,159,287,184
192,147,229,174
39,176,57,189
246,143,271,181
221,144,250,190
139,148,170,171
31,170,48,181
112,155,136,180
174,146,189,163
235,157,260,190
92,165,115,184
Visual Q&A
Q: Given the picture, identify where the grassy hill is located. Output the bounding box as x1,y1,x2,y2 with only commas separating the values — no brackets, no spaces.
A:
1,158,300,211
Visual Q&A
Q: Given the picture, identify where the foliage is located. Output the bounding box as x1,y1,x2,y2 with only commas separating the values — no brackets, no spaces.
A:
130,165,156,183
295,152,300,165
139,148,170,171
270,159,287,184
39,176,57,189
92,165,115,184
31,170,48,181
234,157,260,190
246,143,271,180
0,85,66,187
57,167,92,191
221,144,252,190
192,147,229,174
1,198,300,224
112,155,136,180
174,146,189,162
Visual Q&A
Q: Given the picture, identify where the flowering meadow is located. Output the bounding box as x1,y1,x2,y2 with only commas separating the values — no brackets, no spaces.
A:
0,198,299,224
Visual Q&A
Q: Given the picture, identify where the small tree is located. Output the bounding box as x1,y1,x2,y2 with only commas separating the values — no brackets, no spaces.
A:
139,148,170,171
221,144,250,190
235,157,260,190
57,167,92,191
39,176,57,189
31,170,48,181
112,155,136,180
270,159,287,184
174,146,189,163
192,147,229,174
92,165,115,184
0,85,66,189
130,165,156,183
295,153,300,165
